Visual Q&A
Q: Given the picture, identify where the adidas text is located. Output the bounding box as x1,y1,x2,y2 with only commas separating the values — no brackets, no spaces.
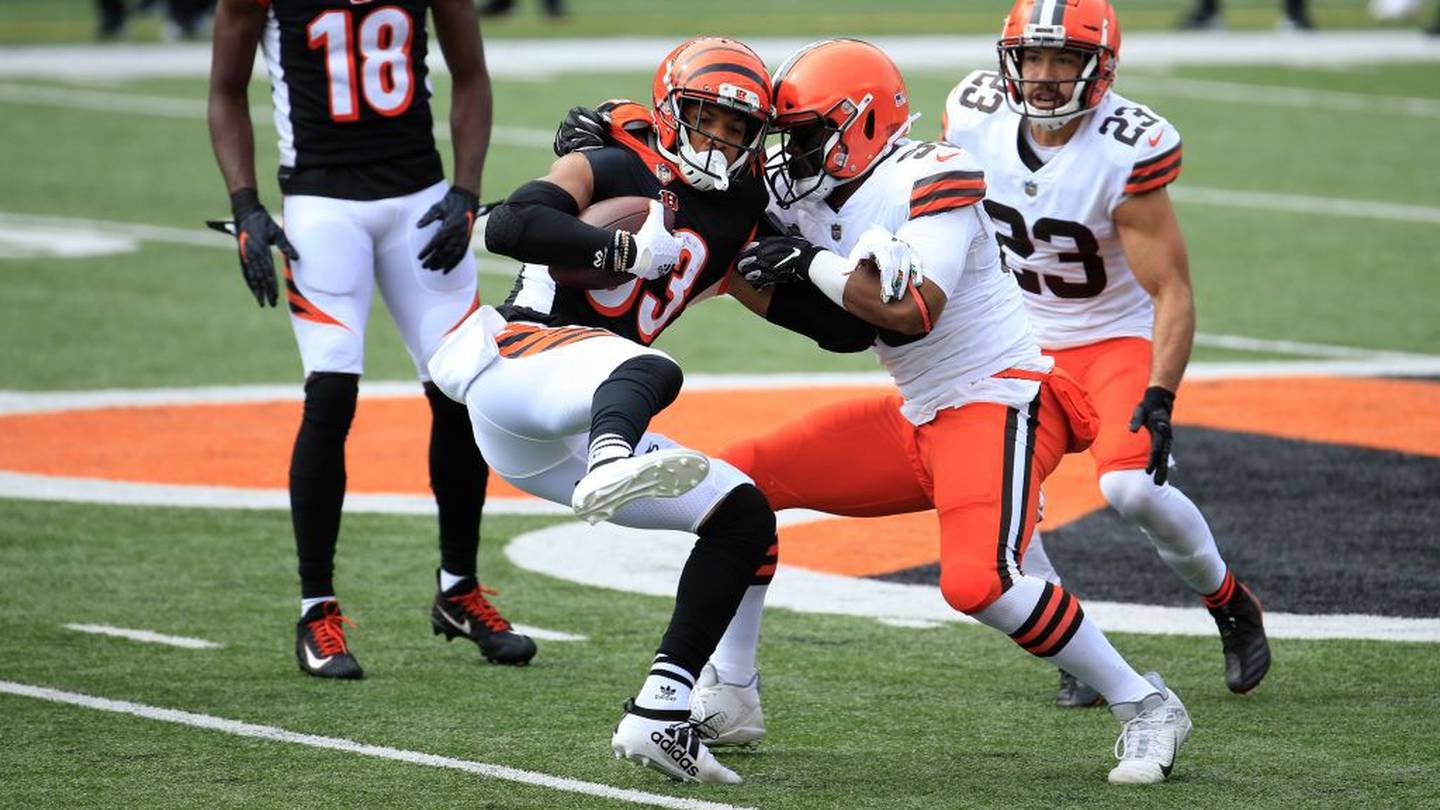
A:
649,731,699,778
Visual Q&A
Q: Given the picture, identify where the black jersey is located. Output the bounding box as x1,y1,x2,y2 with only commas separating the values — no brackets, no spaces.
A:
259,0,442,200
499,105,767,346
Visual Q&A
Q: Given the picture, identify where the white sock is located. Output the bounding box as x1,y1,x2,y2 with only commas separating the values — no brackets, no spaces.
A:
439,568,466,592
709,584,767,684
587,432,632,472
300,596,335,617
974,575,1155,705
1100,469,1228,595
634,657,694,713
1021,528,1063,586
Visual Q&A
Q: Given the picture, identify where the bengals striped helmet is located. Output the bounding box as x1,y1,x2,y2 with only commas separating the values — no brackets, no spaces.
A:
766,39,916,207
998,0,1121,129
651,37,773,193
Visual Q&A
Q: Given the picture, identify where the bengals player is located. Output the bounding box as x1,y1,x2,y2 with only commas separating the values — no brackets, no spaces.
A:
697,38,1196,786
208,0,534,680
942,0,1269,704
427,36,873,785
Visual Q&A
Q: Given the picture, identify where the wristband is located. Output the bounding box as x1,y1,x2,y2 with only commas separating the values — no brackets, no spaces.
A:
807,250,853,309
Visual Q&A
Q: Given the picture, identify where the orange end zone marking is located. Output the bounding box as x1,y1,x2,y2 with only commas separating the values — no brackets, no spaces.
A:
1,377,1437,578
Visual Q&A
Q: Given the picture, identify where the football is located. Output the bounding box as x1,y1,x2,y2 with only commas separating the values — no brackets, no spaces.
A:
548,196,674,289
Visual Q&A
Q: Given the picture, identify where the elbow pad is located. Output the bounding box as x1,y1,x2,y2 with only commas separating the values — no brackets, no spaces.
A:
484,180,627,270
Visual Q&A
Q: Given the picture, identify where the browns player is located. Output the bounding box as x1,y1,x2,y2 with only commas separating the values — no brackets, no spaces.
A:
208,0,534,679
942,0,1269,705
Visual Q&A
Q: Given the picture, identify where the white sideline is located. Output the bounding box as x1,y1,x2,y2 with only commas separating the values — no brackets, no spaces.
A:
0,680,754,810
62,623,223,649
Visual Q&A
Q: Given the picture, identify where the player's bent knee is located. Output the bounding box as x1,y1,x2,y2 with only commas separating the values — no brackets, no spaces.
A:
939,568,1004,615
698,484,775,558
606,354,684,410
1099,469,1158,519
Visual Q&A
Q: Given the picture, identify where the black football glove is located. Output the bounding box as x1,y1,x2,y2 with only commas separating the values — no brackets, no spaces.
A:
553,105,610,156
205,188,298,308
416,185,480,273
1129,385,1176,485
736,235,824,290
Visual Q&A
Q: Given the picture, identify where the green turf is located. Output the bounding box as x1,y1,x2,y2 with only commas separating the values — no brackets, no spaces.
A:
2,64,1437,389
2,47,1438,809
3,0,1433,44
3,498,1439,809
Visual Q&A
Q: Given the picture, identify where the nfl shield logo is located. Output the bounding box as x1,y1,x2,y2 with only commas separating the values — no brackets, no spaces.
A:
656,164,674,185
831,223,843,241
1024,180,1039,197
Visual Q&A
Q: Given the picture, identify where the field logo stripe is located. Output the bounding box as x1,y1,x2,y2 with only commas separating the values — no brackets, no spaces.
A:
0,680,755,810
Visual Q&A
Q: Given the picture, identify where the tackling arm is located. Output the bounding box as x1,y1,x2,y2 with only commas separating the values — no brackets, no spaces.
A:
1115,187,1195,393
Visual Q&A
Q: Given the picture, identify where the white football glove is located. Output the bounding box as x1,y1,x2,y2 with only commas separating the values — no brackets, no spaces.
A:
847,226,924,303
628,200,683,280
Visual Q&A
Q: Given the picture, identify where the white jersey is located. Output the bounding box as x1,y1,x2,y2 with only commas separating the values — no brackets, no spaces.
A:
943,71,1184,350
769,138,1045,426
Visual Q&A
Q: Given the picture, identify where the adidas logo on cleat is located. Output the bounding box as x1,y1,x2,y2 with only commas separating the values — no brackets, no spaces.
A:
657,684,677,701
650,730,700,778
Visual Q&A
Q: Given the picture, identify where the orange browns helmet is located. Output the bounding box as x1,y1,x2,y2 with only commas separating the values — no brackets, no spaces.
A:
998,0,1121,128
766,39,916,207
651,36,773,193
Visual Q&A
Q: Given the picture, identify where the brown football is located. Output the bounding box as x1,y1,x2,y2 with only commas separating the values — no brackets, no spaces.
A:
548,196,675,290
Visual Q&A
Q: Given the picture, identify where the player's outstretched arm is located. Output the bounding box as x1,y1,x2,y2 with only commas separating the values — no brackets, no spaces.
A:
1116,186,1194,485
727,267,877,354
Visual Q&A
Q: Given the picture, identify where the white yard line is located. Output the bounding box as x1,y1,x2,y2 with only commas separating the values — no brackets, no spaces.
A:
62,623,223,649
1118,75,1440,120
0,472,570,516
1169,186,1440,225
0,82,551,149
0,680,753,810
511,625,588,642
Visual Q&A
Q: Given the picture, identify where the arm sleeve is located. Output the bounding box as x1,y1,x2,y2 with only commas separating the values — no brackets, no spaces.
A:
483,179,621,269
765,281,877,354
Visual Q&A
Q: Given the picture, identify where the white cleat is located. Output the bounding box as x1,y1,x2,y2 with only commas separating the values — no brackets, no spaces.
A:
571,450,710,525
1108,672,1193,785
612,702,742,784
690,662,766,747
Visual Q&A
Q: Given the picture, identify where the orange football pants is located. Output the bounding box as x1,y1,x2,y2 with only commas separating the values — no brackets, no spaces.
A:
1044,337,1153,477
719,379,1078,614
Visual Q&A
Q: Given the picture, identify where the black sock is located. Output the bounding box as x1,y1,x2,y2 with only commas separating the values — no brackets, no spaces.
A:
656,485,774,674
290,372,358,599
586,355,683,471
425,381,487,580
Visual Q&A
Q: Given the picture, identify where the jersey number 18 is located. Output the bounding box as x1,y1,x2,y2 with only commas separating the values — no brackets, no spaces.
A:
307,7,415,122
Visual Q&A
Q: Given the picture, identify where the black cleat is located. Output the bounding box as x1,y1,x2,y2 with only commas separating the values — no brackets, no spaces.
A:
1208,581,1271,694
295,601,364,680
431,575,536,665
1055,668,1104,708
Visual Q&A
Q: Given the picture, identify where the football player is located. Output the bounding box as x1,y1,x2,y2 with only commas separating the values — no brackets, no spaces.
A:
208,0,534,679
429,36,875,784
705,39,1193,786
941,0,1269,705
